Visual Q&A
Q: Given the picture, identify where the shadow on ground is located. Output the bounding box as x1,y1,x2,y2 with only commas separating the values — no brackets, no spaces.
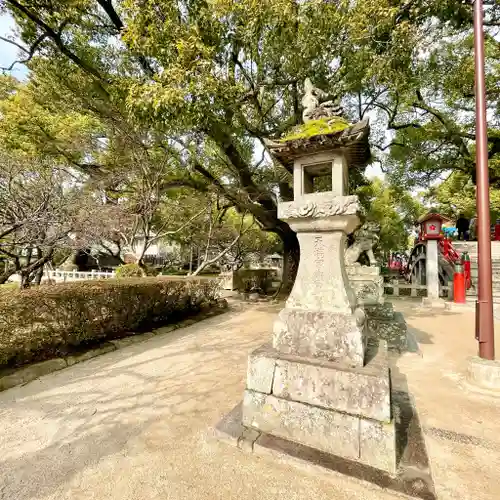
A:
0,308,267,500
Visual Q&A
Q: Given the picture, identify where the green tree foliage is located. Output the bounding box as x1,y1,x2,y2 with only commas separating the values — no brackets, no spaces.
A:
3,0,497,283
426,172,500,222
356,178,425,256
0,0,423,291
363,1,500,190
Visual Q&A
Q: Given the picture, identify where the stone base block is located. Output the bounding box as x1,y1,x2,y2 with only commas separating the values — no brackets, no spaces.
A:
243,391,361,460
365,302,395,321
360,418,397,472
348,274,384,306
214,392,436,499
273,308,366,367
242,390,397,473
242,342,397,473
367,312,413,353
467,356,500,391
246,343,391,420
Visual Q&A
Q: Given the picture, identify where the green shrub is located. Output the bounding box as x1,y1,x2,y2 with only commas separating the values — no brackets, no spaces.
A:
115,263,145,278
0,278,221,368
143,264,160,277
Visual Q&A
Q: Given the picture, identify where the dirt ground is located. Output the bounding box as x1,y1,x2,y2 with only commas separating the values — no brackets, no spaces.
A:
0,300,499,500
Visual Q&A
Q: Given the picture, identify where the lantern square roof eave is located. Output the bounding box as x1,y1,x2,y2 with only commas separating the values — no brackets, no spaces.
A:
417,213,453,225
264,118,372,172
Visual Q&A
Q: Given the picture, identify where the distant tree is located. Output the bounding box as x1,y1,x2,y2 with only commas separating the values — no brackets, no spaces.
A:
0,152,101,287
425,172,500,223
356,178,425,257
0,0,421,294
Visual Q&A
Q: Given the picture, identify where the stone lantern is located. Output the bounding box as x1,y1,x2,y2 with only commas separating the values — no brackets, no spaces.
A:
418,213,449,241
219,101,399,475
216,83,404,478
417,212,451,302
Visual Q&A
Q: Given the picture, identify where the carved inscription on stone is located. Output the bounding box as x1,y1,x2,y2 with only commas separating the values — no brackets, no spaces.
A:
312,235,324,289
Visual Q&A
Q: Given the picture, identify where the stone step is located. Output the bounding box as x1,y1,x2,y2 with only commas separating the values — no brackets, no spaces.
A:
466,296,500,305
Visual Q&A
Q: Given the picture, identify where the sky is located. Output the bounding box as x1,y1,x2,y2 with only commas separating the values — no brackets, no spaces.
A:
0,12,28,79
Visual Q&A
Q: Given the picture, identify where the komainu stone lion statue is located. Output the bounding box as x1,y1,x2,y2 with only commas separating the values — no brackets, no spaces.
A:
302,78,344,122
345,221,380,266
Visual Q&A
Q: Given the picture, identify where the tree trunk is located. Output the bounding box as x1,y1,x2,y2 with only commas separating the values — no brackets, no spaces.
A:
33,266,44,286
275,228,300,299
20,272,30,289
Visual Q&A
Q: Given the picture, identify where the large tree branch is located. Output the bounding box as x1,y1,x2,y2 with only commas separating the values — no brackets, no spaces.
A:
0,35,28,54
155,207,207,239
413,95,473,159
6,0,109,95
191,216,254,276
95,0,155,76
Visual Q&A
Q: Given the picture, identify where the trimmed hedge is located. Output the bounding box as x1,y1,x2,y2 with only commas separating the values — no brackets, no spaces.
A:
115,263,145,278
0,278,220,368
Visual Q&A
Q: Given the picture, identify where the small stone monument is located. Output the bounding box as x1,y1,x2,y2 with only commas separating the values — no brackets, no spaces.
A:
231,84,398,473
345,223,410,353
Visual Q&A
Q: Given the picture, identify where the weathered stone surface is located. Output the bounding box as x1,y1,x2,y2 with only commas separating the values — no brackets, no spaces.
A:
246,346,276,394
365,303,395,321
213,402,245,447
283,231,358,313
242,390,360,460
345,222,380,267
266,118,371,172
0,358,67,391
467,356,500,391
347,265,381,277
360,418,397,474
349,275,384,306
273,308,366,366
278,194,360,220
272,357,391,421
346,265,384,306
367,313,408,353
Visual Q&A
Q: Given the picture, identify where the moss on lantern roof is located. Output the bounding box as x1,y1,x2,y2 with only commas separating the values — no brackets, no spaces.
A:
279,117,350,143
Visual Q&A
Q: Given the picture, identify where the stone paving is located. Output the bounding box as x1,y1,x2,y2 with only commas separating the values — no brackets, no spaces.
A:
0,300,499,500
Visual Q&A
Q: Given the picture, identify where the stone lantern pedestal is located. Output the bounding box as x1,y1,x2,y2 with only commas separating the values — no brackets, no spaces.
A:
346,262,410,354
236,124,398,474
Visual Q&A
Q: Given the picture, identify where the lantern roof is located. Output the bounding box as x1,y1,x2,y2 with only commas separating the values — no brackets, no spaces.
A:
417,212,453,225
264,118,371,171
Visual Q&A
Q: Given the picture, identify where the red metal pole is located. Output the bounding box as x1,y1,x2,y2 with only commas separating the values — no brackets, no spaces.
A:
473,0,495,360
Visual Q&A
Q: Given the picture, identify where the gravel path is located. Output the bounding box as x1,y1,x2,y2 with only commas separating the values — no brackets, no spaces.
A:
0,303,399,500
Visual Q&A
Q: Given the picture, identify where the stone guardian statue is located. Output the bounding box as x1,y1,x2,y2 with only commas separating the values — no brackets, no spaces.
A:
301,78,344,123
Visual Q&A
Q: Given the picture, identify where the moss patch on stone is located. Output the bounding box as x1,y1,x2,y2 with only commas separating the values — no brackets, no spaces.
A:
280,117,350,142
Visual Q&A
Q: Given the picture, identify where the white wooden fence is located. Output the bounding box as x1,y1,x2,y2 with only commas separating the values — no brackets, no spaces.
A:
43,269,116,283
